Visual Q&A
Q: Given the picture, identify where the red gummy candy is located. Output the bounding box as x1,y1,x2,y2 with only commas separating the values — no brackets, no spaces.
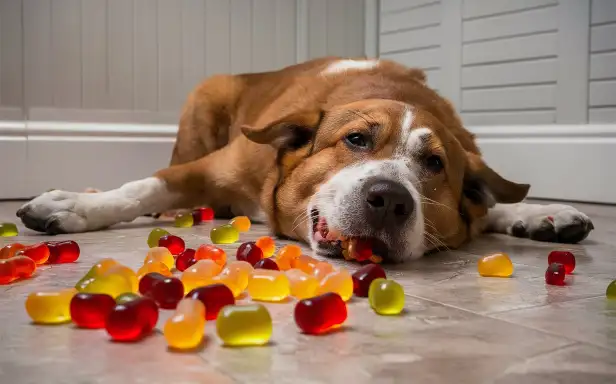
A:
352,263,386,297
349,238,373,262
158,234,185,256
16,243,50,265
70,293,116,329
105,297,159,342
548,250,575,274
193,207,214,223
139,272,184,309
175,248,197,272
294,292,347,334
185,284,234,320
545,263,566,286
0,256,36,284
46,240,80,263
254,258,279,271
236,242,263,266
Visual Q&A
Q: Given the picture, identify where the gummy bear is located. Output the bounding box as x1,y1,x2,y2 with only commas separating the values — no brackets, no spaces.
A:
236,242,263,266
16,243,50,264
254,258,279,271
255,236,276,257
174,212,194,228
221,260,254,292
275,245,301,270
105,297,159,342
70,293,116,329
175,248,197,272
144,247,175,270
317,269,353,301
186,284,235,320
195,244,227,270
147,228,170,248
46,240,80,263
352,263,386,297
248,270,290,302
545,263,566,286
181,259,220,293
25,288,77,324
158,234,185,256
286,269,319,300
0,256,36,284
230,216,251,232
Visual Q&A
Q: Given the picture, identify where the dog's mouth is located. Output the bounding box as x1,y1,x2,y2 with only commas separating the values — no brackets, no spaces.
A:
310,208,389,263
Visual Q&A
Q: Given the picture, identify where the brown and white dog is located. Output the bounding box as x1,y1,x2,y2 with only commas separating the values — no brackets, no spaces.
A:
16,57,593,263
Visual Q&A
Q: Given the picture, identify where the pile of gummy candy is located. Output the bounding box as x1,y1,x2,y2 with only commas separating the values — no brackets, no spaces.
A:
1,209,616,351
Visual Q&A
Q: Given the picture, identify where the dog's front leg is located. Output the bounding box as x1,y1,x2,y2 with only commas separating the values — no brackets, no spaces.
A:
16,176,183,234
484,202,594,244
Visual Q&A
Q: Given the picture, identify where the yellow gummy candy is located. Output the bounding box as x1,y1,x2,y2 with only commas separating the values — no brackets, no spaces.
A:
368,278,405,315
247,270,290,302
229,216,251,232
181,260,219,293
222,260,254,292
25,288,77,324
477,253,514,277
317,269,353,301
144,247,175,270
216,304,272,347
286,269,319,299
164,298,206,350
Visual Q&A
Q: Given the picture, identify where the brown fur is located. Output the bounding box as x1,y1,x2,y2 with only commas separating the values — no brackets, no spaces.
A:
154,57,529,251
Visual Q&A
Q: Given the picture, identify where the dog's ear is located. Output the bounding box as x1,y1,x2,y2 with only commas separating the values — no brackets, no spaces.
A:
464,152,530,205
241,110,323,150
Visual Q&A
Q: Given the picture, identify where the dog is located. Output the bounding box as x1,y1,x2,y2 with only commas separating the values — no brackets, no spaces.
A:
16,57,594,263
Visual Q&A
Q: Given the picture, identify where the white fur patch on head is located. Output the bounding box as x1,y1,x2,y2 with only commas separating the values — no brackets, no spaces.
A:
321,59,379,75
394,107,432,158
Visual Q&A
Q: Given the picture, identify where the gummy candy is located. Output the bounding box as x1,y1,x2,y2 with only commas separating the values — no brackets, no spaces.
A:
70,293,116,328
144,247,175,270
105,296,158,342
181,259,220,293
115,292,141,304
221,260,254,292
317,269,353,301
195,244,227,270
236,242,263,266
348,238,373,261
148,228,170,248
248,270,290,302
294,292,347,334
352,264,386,297
174,212,194,228
75,258,119,289
254,258,279,271
216,304,272,346
139,272,184,309
286,269,319,300
275,244,301,270
193,207,214,222
545,263,566,286
291,255,318,274
255,236,276,257
16,243,50,264
25,288,77,324
164,298,206,349
368,278,405,315
0,243,25,259
211,274,243,298
46,240,80,263
548,250,575,274
477,253,514,277
175,248,197,272
312,262,334,281
185,284,235,320
158,234,185,255
0,222,18,237
136,260,172,280
607,280,616,299
230,216,251,232
210,224,239,244
0,255,36,284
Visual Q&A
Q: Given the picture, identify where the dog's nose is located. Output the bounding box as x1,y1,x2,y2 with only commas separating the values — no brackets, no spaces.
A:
363,179,414,229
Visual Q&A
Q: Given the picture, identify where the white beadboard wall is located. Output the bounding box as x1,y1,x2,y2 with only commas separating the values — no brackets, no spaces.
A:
0,0,365,198
0,0,365,124
378,0,616,203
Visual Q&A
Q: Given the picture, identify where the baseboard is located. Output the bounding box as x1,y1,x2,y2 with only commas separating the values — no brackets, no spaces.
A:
470,124,616,204
3,121,615,204
0,121,178,199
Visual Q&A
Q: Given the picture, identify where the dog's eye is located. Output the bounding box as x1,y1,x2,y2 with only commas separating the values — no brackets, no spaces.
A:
344,132,371,149
425,155,444,172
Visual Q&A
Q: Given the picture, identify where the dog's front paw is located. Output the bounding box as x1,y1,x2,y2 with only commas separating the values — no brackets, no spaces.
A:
508,204,594,244
16,190,89,234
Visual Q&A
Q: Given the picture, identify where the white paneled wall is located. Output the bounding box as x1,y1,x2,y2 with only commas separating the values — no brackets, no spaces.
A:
0,0,365,199
0,0,365,124
589,0,616,123
378,0,616,126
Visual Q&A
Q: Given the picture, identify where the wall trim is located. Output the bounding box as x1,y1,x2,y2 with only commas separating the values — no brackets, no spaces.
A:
470,124,616,204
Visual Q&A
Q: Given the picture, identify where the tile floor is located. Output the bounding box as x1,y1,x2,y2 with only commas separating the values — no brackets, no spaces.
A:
0,200,615,383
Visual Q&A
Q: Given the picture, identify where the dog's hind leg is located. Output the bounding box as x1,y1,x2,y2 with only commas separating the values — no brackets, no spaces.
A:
484,203,595,244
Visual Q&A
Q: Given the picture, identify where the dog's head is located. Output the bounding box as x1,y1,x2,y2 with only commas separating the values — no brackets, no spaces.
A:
242,67,529,263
